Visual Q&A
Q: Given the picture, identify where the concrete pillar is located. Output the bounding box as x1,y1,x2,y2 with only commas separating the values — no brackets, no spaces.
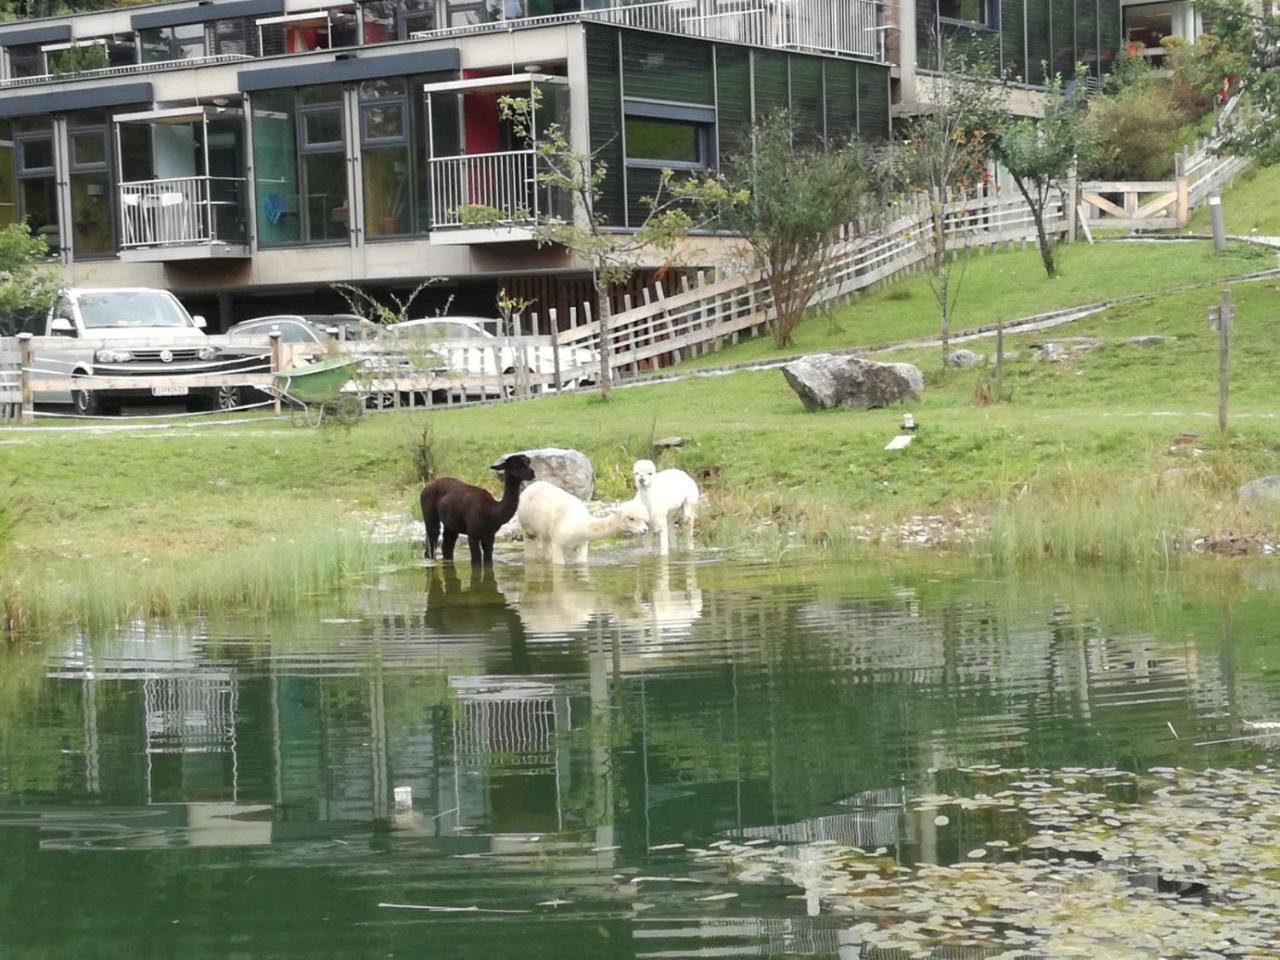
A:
897,0,918,106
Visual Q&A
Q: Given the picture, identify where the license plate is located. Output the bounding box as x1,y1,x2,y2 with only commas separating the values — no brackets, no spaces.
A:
151,386,189,397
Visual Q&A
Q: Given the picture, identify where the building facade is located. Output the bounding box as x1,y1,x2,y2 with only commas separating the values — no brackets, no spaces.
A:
0,0,893,327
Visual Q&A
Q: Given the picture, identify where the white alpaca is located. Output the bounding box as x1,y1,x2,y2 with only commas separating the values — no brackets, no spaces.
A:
517,480,649,565
632,459,700,556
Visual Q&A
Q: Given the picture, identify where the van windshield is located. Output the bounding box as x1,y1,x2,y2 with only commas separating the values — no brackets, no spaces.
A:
77,292,193,329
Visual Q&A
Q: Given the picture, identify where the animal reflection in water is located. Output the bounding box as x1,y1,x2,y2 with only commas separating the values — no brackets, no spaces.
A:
497,559,704,648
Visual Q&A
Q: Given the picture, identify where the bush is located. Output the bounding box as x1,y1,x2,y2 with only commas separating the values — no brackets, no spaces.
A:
1086,89,1184,181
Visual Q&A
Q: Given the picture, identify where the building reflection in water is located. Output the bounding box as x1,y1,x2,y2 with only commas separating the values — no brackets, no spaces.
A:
3,562,1280,957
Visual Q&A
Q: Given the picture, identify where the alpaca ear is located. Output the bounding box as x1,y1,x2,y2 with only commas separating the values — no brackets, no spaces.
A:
490,456,509,471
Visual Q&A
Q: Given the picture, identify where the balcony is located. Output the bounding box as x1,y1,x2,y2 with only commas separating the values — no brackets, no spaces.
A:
0,53,253,91
424,74,570,245
119,176,249,261
413,0,884,61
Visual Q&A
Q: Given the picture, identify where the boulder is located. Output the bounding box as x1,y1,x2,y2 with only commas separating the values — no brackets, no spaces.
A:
946,348,983,368
1238,475,1280,505
782,354,922,411
1033,337,1104,363
1125,335,1175,346
499,446,594,500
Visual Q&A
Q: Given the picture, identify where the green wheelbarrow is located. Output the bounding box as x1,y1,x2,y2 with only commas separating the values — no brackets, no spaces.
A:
271,356,366,427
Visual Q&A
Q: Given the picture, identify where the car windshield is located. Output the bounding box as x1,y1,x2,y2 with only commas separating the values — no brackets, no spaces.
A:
414,321,489,339
78,292,193,329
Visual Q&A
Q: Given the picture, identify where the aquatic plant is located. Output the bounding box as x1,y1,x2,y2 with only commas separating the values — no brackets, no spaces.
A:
695,763,1280,957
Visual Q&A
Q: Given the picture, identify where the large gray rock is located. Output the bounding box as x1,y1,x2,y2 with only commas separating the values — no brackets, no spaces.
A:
782,354,922,411
946,348,983,368
501,446,594,500
1238,475,1280,504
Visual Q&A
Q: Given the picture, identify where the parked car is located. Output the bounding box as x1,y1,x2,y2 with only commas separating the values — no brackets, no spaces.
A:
33,287,242,416
386,317,599,394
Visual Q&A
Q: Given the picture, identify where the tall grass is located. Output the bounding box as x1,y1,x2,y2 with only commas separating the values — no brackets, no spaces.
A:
2,528,416,638
0,479,22,554
982,464,1230,568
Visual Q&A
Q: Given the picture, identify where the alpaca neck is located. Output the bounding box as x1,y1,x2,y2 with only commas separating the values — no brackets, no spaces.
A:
583,513,627,540
493,474,524,525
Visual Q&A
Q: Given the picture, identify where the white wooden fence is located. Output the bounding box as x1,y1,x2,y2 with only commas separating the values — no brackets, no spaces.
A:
0,338,20,423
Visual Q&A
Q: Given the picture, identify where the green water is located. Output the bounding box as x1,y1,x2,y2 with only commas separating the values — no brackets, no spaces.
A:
2,555,1279,958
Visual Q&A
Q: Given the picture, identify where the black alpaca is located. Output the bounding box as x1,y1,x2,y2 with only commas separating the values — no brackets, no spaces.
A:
420,454,536,566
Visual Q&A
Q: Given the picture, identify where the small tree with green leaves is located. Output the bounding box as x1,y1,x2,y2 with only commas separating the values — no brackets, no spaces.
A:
888,40,1008,368
995,72,1095,280
0,223,56,336
463,93,738,399
1190,0,1280,165
710,112,881,349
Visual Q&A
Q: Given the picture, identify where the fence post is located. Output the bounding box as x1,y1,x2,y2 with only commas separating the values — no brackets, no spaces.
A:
18,332,33,425
549,308,563,394
269,331,282,415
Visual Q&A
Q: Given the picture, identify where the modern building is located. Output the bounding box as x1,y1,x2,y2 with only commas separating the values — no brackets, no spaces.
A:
0,0,894,327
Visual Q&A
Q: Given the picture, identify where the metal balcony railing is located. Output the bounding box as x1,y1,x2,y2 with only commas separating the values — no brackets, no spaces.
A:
429,149,550,230
0,53,253,90
119,175,246,249
412,0,883,60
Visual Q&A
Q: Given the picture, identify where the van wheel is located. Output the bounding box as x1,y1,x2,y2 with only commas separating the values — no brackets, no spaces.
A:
73,387,103,417
216,385,241,411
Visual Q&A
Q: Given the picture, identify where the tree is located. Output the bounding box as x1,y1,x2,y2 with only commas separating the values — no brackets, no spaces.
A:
0,223,56,336
888,41,1008,368
995,73,1095,280
1191,0,1280,164
464,92,737,399
710,112,881,349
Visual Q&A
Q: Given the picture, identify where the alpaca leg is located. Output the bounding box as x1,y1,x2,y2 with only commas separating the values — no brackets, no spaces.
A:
480,536,496,566
423,501,440,559
572,542,589,564
548,542,566,566
441,529,460,563
468,534,484,566
681,501,696,548
654,518,670,556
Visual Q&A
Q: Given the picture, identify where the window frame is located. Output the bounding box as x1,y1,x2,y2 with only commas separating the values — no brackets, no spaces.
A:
938,0,995,30
623,115,712,171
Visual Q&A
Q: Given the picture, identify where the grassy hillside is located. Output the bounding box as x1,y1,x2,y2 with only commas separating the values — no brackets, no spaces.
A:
674,239,1271,371
1187,164,1280,237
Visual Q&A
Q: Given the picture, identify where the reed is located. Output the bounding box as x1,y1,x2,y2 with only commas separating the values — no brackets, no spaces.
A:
2,528,417,639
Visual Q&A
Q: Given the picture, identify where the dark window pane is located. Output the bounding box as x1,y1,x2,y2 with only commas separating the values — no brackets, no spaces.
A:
363,103,405,141
303,152,349,241
70,172,114,257
304,109,343,147
8,45,43,78
362,146,411,236
625,117,700,163
939,0,988,23
21,177,59,251
20,138,53,172
302,84,343,106
72,132,107,168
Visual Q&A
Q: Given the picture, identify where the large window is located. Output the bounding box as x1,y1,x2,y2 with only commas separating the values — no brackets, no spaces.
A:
624,117,707,167
361,0,438,41
15,118,59,257
260,8,359,56
939,0,992,27
1124,2,1178,50
359,78,411,238
0,121,15,229
140,23,207,62
252,85,350,246
67,110,114,258
6,44,43,79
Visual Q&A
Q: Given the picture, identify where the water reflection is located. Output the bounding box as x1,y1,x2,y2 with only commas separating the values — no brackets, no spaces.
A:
1,561,1279,958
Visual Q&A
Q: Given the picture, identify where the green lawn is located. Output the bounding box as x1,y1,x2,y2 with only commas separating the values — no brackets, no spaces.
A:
673,239,1273,371
1187,164,1280,237
3,241,1280,627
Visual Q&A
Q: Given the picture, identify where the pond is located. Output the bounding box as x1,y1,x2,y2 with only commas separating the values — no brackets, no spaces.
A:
2,555,1279,958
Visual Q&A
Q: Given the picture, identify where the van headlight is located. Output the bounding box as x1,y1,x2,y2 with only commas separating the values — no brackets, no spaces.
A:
197,346,218,361
95,349,132,363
